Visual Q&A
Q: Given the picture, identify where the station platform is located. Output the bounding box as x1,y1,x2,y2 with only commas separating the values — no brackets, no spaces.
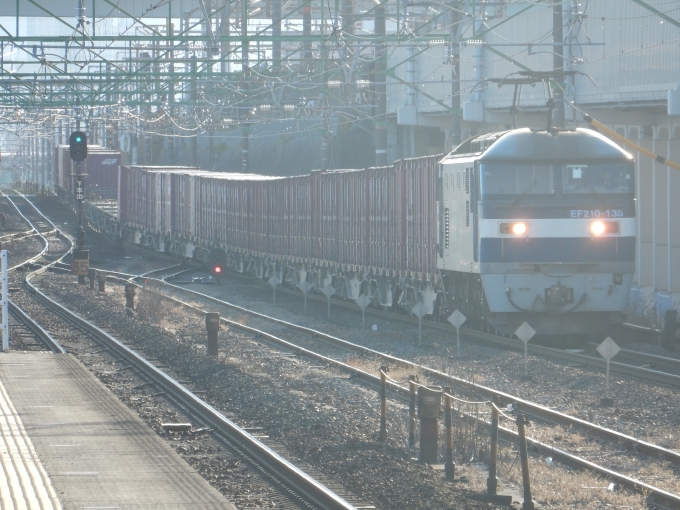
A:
0,351,235,509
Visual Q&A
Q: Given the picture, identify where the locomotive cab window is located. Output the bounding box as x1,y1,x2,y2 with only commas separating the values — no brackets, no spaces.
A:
481,164,553,196
562,164,632,194
480,162,633,201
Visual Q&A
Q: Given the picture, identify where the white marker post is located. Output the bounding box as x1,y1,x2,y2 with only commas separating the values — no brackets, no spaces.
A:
412,302,429,346
268,274,280,304
596,337,620,403
298,280,313,313
321,283,336,319
1,251,7,350
514,322,536,377
356,294,371,329
447,309,467,358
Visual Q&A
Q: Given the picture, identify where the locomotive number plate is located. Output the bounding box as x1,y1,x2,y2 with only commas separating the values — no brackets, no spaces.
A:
570,209,625,218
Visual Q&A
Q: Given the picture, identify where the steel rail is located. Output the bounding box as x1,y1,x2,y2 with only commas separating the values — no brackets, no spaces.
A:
207,271,680,387
0,191,57,270
7,301,66,354
115,276,680,468
0,190,70,354
117,278,680,509
617,348,680,372
22,281,355,510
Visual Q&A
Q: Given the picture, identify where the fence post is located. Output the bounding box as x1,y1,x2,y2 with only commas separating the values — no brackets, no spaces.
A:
487,396,500,495
516,413,534,510
378,365,388,441
408,375,417,449
444,386,454,480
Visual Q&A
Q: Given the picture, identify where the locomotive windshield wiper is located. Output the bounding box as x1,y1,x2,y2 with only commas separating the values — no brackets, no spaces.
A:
583,182,613,209
511,181,537,206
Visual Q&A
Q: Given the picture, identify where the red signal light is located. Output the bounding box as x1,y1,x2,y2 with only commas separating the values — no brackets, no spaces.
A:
213,266,222,274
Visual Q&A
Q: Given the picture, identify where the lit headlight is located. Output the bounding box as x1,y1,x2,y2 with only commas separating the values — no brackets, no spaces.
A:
499,222,529,236
590,221,605,236
589,221,620,236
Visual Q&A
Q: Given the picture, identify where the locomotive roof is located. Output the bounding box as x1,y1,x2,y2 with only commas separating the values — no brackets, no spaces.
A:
442,127,634,163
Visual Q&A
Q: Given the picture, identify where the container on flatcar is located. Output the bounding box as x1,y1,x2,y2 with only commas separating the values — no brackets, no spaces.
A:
54,145,121,199
85,150,121,199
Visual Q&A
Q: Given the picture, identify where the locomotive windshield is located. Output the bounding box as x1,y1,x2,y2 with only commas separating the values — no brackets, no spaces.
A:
480,162,633,198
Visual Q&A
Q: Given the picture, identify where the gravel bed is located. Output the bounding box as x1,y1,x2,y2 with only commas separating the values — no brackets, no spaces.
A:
176,271,680,449
20,195,672,508
30,271,658,509
160,269,680,507
10,275,309,509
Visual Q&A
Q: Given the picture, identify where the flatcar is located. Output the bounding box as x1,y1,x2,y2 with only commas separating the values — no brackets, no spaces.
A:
438,128,636,336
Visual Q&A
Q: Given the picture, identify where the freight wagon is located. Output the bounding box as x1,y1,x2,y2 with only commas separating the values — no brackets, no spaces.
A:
110,156,441,313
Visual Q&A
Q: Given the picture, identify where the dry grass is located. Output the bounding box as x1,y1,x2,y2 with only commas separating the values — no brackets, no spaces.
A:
123,287,654,509
344,356,651,509
135,289,176,329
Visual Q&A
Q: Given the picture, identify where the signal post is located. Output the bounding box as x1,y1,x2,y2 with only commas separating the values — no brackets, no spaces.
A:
69,131,88,284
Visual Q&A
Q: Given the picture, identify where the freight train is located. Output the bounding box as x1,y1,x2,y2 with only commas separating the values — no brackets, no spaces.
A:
85,127,636,338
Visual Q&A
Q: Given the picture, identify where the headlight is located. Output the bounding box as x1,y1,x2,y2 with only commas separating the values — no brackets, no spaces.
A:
499,222,529,236
589,220,620,236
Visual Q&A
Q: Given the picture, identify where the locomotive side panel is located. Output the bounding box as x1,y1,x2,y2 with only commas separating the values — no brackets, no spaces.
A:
438,158,479,273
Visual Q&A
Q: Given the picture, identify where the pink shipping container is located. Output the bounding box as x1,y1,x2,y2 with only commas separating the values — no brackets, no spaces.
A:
117,154,441,276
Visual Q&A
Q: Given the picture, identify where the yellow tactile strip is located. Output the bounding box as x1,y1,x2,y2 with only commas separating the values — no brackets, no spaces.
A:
0,374,61,510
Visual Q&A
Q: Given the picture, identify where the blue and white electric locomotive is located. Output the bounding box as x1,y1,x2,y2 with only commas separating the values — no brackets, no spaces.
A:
437,128,636,337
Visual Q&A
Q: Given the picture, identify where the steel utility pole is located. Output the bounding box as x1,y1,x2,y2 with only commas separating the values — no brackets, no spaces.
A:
374,6,387,166
552,0,565,129
450,2,462,148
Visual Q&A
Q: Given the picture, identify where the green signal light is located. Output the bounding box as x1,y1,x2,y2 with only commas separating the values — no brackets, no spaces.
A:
76,137,82,142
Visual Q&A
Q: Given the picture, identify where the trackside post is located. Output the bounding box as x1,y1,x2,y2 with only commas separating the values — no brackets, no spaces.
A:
97,271,107,292
125,283,136,316
417,385,441,464
444,387,455,480
378,366,388,441
487,397,500,495
205,312,220,357
516,413,534,510
1,250,7,350
408,375,417,449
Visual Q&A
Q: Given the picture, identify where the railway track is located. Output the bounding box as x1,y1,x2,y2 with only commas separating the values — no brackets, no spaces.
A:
97,269,680,509
18,193,680,508
0,190,69,353
196,269,680,387
25,271,359,510
6,194,364,510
